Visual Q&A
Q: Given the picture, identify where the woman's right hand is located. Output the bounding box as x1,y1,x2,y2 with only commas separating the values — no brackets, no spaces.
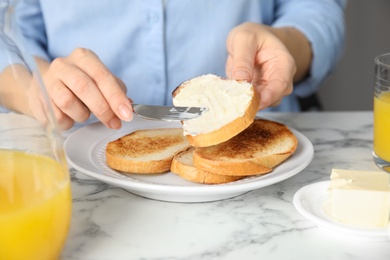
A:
34,48,133,130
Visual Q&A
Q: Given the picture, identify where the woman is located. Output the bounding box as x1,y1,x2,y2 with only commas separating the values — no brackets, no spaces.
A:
1,0,346,130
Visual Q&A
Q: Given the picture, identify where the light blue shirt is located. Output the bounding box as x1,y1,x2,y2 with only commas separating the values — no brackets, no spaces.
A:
14,0,346,112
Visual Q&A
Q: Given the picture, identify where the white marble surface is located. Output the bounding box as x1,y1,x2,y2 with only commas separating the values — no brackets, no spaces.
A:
61,112,390,260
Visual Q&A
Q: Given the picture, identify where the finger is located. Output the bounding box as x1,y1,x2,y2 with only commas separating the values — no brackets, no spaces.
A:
27,83,75,130
225,55,233,79
51,56,122,129
258,78,292,110
51,102,76,130
63,70,122,129
115,76,127,93
48,78,91,123
69,49,133,122
226,28,257,81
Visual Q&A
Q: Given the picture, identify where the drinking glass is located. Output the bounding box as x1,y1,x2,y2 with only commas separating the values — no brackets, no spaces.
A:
0,1,72,259
373,53,390,173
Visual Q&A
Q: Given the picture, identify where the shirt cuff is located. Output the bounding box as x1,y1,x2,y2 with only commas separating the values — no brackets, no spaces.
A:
272,5,346,97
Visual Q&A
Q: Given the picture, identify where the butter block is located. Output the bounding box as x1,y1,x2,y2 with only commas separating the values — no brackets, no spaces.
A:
326,169,390,228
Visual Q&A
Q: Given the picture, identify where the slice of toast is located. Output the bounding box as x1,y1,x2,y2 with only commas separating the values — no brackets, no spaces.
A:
193,119,298,176
172,74,259,147
171,149,244,184
106,128,191,174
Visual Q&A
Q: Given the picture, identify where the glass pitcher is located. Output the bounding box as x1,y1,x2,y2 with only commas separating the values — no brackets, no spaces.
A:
0,1,72,259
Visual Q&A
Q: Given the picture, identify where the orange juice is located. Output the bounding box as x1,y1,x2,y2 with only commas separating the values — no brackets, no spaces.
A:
374,92,390,162
0,149,71,260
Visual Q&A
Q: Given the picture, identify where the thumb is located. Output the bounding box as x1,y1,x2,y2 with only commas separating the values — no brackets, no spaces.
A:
226,29,257,82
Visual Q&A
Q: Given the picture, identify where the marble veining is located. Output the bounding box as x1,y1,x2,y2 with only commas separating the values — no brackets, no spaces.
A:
61,112,390,260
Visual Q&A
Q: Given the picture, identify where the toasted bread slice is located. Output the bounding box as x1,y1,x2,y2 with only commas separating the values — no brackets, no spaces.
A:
171,149,244,184
193,119,298,176
106,128,191,174
172,74,259,147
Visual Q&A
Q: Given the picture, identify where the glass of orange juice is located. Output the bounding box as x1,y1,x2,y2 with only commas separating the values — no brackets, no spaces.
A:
0,1,72,259
373,53,390,173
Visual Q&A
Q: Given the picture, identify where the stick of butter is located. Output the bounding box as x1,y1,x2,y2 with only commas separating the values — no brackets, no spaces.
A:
326,169,390,228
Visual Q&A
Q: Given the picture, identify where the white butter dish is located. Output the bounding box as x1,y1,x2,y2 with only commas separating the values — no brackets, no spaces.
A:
293,181,390,242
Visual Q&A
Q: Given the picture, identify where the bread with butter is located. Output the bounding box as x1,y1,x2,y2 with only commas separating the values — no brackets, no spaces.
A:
106,128,191,174
172,74,259,147
171,149,244,184
193,118,298,176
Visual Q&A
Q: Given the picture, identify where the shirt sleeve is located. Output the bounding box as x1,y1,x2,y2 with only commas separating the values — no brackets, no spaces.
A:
15,0,50,61
0,4,22,72
273,0,347,97
0,1,39,75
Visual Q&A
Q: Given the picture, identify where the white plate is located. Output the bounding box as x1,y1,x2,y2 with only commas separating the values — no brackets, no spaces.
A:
293,181,390,242
64,117,314,202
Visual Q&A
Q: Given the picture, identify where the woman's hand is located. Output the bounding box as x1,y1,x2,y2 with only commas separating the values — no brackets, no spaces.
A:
226,22,312,110
35,48,133,130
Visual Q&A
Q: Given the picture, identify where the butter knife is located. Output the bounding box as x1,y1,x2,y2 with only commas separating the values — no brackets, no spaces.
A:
132,104,208,121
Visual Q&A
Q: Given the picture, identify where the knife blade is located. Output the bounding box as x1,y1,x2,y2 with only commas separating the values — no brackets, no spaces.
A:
132,104,208,121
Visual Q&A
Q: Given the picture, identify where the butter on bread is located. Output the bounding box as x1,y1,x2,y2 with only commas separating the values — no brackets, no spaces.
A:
172,74,259,147
106,128,191,174
193,119,298,176
171,149,244,184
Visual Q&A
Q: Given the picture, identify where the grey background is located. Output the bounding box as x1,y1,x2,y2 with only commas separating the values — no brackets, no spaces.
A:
317,0,390,111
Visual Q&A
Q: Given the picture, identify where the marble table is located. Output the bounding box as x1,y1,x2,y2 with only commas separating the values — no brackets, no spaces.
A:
61,112,390,260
